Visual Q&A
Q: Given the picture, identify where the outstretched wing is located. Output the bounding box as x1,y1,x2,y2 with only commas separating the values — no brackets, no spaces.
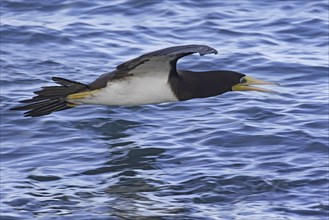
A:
116,44,218,75
88,45,218,90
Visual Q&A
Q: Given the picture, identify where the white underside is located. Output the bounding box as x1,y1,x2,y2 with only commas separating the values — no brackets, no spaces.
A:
80,73,178,106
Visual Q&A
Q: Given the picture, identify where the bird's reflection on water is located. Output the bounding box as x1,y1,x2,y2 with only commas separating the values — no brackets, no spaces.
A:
75,113,188,218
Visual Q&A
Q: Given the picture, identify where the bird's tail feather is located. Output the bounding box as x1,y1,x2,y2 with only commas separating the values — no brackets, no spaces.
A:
11,77,88,117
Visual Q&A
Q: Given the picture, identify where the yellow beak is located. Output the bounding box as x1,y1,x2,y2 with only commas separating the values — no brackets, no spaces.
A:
232,76,279,93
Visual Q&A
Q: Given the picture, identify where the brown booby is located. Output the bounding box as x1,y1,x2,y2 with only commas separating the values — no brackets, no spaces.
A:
11,45,278,117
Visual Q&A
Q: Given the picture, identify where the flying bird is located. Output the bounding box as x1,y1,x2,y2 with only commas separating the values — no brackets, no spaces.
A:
11,45,278,117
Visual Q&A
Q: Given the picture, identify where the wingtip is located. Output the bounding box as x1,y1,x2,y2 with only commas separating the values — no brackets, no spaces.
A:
198,45,218,56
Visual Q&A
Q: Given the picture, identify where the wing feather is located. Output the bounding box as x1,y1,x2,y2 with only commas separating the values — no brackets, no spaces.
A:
116,44,218,73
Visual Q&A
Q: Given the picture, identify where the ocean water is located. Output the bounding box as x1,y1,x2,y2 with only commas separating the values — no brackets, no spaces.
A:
1,0,328,219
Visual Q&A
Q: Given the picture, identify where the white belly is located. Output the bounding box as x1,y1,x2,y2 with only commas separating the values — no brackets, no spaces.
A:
82,75,178,106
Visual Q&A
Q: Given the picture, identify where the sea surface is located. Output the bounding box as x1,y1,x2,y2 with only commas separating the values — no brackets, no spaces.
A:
1,0,328,219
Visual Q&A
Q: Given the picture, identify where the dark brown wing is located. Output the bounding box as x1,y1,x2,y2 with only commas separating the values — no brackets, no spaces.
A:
116,44,218,74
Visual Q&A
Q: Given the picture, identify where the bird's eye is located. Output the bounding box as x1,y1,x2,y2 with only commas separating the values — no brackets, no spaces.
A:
240,77,247,84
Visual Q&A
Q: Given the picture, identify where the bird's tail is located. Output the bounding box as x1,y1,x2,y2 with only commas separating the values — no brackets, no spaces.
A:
11,77,89,117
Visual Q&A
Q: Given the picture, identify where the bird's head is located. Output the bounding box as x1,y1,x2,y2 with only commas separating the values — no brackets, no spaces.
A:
174,70,279,101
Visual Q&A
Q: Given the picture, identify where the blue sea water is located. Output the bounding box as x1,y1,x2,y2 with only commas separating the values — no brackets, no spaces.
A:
1,0,328,219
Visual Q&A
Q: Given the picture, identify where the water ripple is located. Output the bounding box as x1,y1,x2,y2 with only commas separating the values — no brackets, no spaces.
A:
1,0,328,219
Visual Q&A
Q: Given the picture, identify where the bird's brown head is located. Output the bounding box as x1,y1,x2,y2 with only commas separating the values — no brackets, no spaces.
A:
174,70,278,101
206,70,279,93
